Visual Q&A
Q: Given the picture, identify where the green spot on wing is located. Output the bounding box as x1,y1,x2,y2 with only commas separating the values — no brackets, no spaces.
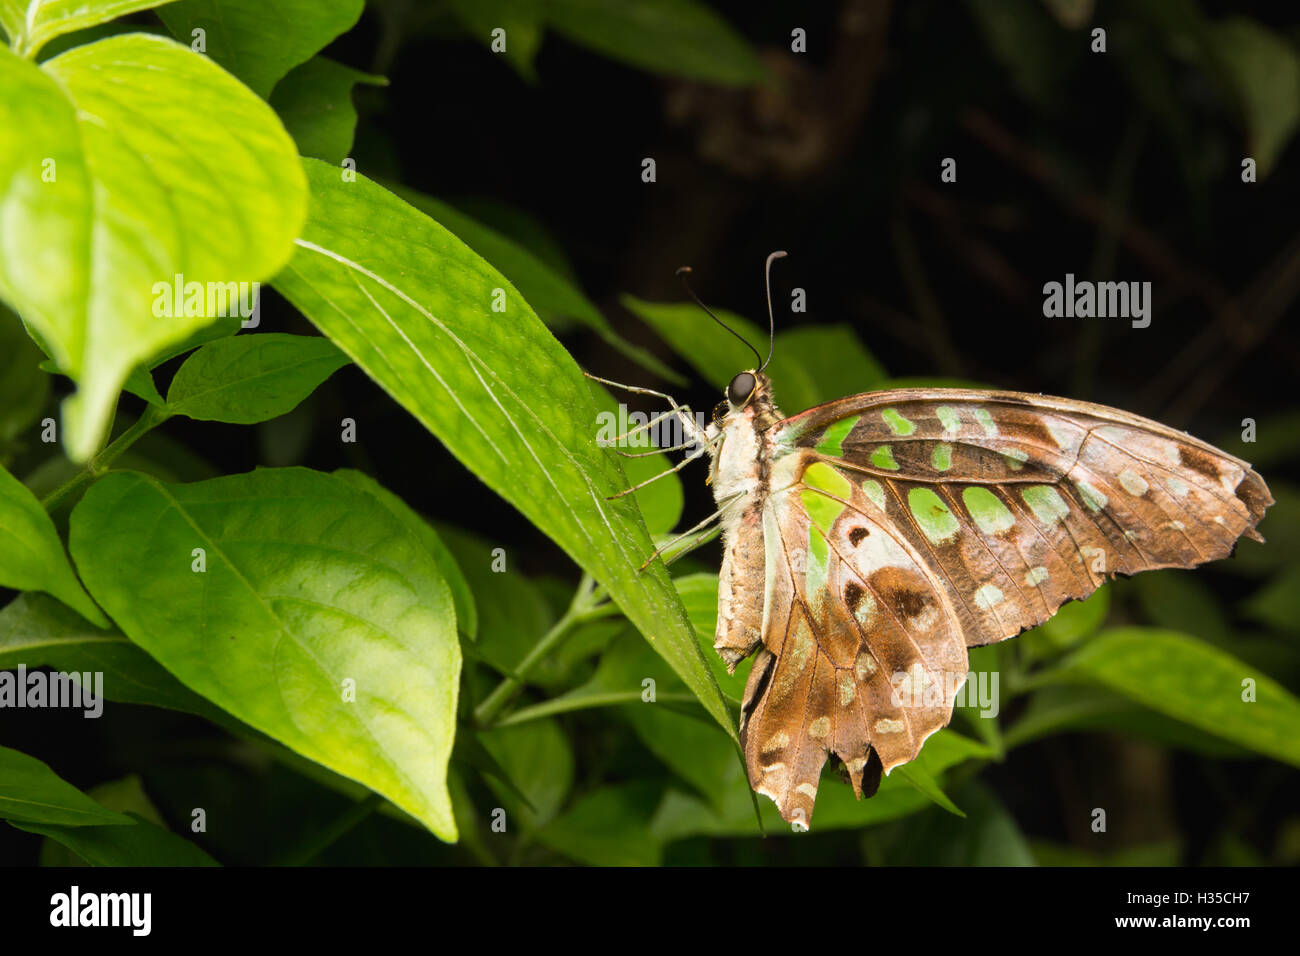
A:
974,407,998,437
936,406,960,434
802,462,852,532
807,525,830,597
815,415,859,457
861,479,886,511
1075,479,1109,513
881,407,915,436
1022,485,1070,526
931,443,953,471
962,486,1015,535
870,445,899,470
908,487,960,544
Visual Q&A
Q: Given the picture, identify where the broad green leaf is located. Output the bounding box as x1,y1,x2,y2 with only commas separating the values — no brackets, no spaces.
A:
0,0,176,57
1019,584,1109,660
0,35,307,460
164,333,348,424
272,160,734,741
868,781,1034,865
69,467,462,840
449,197,579,282
392,184,682,384
1211,17,1300,177
1003,683,1249,757
623,295,758,390
0,305,49,445
477,718,574,828
590,387,683,536
0,592,225,720
0,463,105,624
772,325,890,411
28,773,219,866
18,812,220,866
333,469,478,641
544,0,765,86
1054,628,1300,768
269,56,387,164
157,0,365,98
0,745,132,826
448,0,541,81
538,781,663,865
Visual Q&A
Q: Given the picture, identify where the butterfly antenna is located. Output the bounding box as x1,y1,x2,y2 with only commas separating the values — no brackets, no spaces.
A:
676,265,763,369
760,250,787,371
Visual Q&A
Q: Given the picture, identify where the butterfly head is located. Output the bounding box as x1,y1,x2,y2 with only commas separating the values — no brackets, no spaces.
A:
714,369,775,425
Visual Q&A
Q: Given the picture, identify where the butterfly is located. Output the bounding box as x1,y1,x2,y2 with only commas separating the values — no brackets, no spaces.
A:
595,252,1272,831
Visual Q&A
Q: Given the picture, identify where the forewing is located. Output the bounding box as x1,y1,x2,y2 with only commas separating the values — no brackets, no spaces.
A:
775,388,1271,646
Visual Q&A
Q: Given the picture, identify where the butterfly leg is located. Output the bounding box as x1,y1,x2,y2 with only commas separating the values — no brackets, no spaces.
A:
637,492,744,571
605,445,709,500
599,408,681,448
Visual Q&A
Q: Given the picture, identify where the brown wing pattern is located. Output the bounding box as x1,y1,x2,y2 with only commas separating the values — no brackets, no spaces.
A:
738,389,1271,827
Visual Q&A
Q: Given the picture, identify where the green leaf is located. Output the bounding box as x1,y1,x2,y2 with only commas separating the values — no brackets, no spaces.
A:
544,0,765,86
18,812,220,866
25,773,219,866
895,763,965,817
477,718,574,828
1130,570,1230,645
333,469,478,641
1020,584,1110,660
0,592,226,719
272,160,734,742
448,0,542,81
0,35,307,459
392,184,682,384
0,745,133,826
869,780,1034,865
0,305,50,445
157,0,365,98
1211,17,1300,177
1244,565,1300,635
538,781,663,865
0,463,106,624
164,333,349,424
1054,628,1300,768
0,0,176,57
68,467,462,840
269,56,387,164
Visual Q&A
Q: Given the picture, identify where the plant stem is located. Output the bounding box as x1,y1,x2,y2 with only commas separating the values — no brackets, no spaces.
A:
473,575,617,727
277,791,385,866
41,405,170,512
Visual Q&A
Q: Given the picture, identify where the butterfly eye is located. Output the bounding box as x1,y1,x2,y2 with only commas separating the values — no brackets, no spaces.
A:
727,371,757,408
713,400,730,424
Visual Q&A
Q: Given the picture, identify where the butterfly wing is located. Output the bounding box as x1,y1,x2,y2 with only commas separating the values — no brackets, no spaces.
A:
740,388,1271,826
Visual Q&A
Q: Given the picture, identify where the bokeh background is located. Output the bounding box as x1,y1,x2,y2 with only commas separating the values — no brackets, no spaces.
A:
3,0,1298,865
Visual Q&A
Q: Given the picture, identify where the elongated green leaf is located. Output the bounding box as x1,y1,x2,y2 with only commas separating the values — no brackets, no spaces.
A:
0,306,49,444
272,160,733,741
544,0,765,86
270,56,387,164
448,0,542,81
333,469,478,641
0,0,176,57
895,764,964,817
158,0,364,98
538,781,663,865
1055,628,1300,767
0,592,225,720
19,812,220,866
0,745,132,826
0,463,105,624
478,718,574,828
1212,17,1300,177
393,185,682,384
0,35,306,460
28,773,220,865
69,467,462,840
164,333,348,424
